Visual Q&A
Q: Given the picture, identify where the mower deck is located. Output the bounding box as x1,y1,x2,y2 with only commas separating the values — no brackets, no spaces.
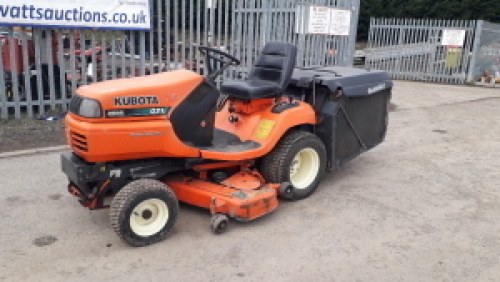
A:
165,174,279,221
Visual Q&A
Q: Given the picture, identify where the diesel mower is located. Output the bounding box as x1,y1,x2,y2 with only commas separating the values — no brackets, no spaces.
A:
61,42,392,246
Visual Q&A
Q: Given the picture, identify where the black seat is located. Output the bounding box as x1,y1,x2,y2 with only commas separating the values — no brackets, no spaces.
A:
221,42,297,100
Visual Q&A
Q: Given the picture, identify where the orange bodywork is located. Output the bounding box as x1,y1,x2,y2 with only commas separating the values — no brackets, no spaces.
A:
66,115,200,162
65,69,317,220
67,70,317,163
202,98,317,160
77,69,204,111
66,70,204,162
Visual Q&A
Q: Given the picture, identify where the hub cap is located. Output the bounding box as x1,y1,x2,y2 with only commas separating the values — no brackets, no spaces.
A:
130,199,169,237
289,148,320,189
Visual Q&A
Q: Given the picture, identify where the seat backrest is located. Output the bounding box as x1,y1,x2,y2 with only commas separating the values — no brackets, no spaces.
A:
248,42,297,92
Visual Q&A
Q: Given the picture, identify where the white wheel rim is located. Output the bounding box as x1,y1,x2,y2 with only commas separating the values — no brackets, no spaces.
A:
289,148,320,190
130,198,169,237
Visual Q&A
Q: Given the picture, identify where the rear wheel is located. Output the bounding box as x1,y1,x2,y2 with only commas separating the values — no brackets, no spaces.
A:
110,179,179,247
260,130,326,200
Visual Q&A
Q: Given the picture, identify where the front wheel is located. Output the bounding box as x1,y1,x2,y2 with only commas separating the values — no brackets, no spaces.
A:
210,214,229,234
110,179,179,247
260,130,327,200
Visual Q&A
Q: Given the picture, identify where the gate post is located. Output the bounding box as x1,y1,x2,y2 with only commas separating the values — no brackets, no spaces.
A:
345,0,360,67
467,20,484,83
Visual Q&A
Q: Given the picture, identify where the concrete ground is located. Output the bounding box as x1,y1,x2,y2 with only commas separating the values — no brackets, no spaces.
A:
1,81,499,281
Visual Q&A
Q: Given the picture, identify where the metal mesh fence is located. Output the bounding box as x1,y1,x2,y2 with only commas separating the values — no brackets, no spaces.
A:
365,18,477,85
0,0,359,119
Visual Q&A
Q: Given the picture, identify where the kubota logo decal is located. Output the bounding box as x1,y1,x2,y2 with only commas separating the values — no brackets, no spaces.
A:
114,96,160,106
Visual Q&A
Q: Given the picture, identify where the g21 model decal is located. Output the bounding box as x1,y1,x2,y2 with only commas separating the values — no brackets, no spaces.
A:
114,96,160,106
106,107,171,118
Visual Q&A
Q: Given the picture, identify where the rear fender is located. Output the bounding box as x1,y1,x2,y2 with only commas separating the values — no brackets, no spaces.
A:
252,101,317,156
201,101,317,160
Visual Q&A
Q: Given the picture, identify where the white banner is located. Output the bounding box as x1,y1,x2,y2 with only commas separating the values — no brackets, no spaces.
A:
0,0,151,30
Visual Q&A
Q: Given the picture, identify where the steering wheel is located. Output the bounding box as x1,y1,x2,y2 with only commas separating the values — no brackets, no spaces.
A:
197,45,240,81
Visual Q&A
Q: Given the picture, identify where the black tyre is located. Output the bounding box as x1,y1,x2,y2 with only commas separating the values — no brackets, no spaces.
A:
110,179,179,247
260,130,327,200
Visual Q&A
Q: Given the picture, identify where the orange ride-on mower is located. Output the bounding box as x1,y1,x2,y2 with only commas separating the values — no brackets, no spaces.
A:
61,42,393,246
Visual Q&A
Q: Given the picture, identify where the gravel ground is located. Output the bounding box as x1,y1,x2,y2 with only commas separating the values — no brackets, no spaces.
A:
0,118,66,153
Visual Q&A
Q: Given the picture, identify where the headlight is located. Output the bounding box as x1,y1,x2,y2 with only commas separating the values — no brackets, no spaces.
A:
69,95,102,118
79,98,102,118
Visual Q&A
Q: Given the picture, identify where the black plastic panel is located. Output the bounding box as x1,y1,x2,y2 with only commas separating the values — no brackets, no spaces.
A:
169,81,219,147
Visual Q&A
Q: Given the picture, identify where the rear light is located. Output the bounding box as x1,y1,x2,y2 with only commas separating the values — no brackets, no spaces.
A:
69,95,102,118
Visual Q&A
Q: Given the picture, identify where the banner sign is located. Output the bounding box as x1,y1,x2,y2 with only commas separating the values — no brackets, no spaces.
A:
296,5,351,36
0,0,151,30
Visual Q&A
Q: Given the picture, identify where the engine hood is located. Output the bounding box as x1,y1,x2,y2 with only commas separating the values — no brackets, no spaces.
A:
76,69,204,112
